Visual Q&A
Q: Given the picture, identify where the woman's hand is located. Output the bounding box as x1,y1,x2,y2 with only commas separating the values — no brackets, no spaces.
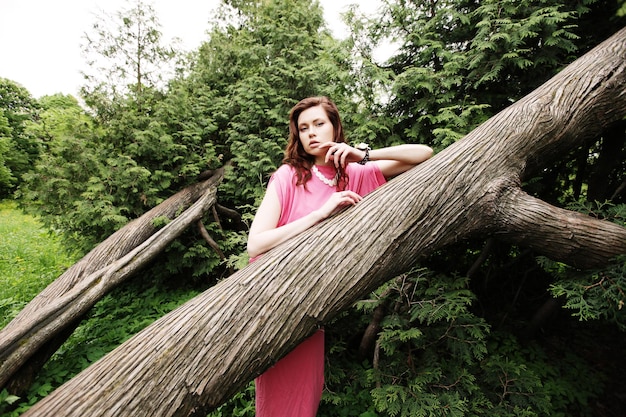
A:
319,142,365,168
247,183,363,258
315,190,363,219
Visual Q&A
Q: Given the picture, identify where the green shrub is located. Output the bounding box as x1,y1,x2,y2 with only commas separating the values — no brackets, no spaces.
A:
320,268,603,417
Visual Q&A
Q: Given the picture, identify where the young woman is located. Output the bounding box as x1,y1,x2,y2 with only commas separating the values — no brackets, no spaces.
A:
248,96,433,416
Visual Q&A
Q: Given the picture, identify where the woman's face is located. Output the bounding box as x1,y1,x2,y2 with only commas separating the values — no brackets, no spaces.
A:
297,105,335,163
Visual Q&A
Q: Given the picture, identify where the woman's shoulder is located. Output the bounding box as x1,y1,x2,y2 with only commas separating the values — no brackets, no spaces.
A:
269,164,297,186
272,164,296,179
274,164,295,174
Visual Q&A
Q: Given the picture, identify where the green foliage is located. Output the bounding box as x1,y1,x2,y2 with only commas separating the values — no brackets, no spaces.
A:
0,389,20,409
355,0,603,151
0,201,77,328
19,96,106,252
547,256,626,329
2,272,202,416
468,1,580,87
207,381,256,417
321,268,603,417
0,78,40,197
361,270,491,416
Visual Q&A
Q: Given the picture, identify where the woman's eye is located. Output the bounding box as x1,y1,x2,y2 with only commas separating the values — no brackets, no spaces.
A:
299,126,308,132
316,122,324,127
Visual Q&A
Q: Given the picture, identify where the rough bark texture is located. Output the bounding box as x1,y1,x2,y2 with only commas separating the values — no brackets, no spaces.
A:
0,168,225,392
21,28,626,416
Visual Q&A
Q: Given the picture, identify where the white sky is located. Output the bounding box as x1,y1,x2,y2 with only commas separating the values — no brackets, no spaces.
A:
0,0,382,98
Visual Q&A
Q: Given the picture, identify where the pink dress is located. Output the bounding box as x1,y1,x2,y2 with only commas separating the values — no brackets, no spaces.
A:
254,162,386,417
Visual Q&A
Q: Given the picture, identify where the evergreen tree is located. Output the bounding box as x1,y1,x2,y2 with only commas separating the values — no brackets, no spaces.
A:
0,78,40,197
181,0,355,206
343,0,618,151
80,0,181,119
315,1,626,416
24,0,210,253
19,94,103,250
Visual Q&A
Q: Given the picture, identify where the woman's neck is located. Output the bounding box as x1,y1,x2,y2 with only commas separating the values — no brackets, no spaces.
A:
313,157,332,167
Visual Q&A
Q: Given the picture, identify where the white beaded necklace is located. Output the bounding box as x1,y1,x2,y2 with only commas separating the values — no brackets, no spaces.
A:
312,165,337,187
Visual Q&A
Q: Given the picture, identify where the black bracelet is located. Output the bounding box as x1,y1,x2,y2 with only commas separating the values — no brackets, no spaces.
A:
358,147,370,165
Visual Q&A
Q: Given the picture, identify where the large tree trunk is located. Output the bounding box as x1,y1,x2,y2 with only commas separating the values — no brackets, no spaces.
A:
0,168,226,393
22,28,626,416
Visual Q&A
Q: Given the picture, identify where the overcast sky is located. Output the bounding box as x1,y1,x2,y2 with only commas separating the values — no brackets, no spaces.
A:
0,0,381,98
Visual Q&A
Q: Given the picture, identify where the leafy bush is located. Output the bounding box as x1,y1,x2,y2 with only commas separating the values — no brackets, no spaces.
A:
321,268,603,417
546,202,626,330
2,273,203,416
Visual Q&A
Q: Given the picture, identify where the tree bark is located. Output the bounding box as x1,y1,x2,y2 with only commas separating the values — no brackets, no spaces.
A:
0,168,225,393
21,28,626,417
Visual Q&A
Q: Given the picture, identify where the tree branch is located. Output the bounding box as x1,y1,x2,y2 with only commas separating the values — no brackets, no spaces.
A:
196,220,225,258
0,168,225,391
494,188,626,268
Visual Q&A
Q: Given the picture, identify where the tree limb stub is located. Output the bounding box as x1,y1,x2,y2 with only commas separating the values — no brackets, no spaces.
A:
494,188,626,268
0,168,225,391
22,28,626,416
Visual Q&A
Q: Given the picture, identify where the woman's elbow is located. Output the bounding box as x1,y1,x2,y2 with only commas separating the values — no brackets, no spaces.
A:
247,236,266,259
247,241,260,259
418,145,434,163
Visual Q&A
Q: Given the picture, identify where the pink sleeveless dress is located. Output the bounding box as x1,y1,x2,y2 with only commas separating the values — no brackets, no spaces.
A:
254,162,386,417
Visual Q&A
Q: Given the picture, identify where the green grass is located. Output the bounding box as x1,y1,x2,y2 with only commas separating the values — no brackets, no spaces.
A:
0,200,76,329
0,200,205,415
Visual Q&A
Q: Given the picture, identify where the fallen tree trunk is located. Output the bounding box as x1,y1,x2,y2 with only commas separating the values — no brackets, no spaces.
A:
22,28,626,416
0,167,226,393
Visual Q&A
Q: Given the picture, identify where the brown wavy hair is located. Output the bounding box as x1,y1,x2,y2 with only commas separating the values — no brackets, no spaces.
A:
283,96,348,190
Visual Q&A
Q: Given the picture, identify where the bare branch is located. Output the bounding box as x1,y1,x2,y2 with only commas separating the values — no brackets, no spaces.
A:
196,219,226,260
494,188,626,268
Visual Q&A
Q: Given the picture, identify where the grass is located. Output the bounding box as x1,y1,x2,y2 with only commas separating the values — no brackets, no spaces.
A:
0,200,76,329
0,199,204,415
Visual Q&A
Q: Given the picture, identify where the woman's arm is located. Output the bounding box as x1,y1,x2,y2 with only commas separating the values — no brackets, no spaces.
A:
248,143,433,258
247,181,362,258
322,142,434,179
369,144,433,179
